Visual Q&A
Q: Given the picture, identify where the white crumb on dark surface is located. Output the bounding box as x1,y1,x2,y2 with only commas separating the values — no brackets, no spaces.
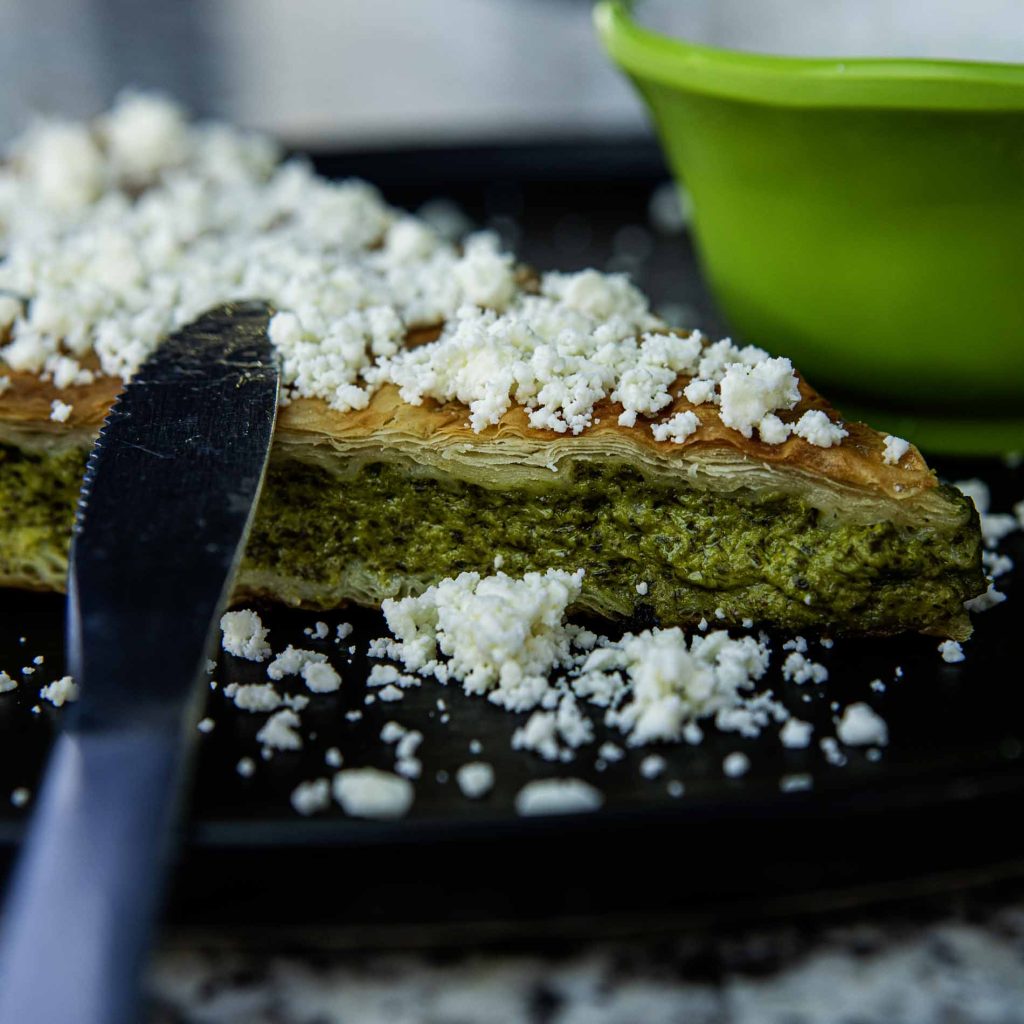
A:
514,778,603,816
290,778,331,816
723,752,750,778
332,768,414,820
39,675,77,707
220,609,272,662
456,762,495,799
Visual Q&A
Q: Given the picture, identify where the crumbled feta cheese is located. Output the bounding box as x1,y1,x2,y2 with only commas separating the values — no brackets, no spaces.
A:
290,778,331,816
965,584,1008,614
382,568,584,712
639,754,666,779
333,768,414,819
598,741,624,762
335,622,354,642
723,751,750,778
780,718,813,749
635,581,649,596
256,708,303,751
882,435,911,465
0,671,16,693
301,661,342,694
781,651,828,685
983,550,1014,579
267,645,326,680
667,780,685,797
49,399,72,423
325,747,343,768
791,409,848,448
651,410,700,444
378,685,404,702
304,620,329,640
837,703,889,747
220,609,271,662
456,762,495,799
718,357,800,438
196,717,215,734
757,413,791,445
236,757,256,778
780,773,813,793
938,640,965,663
514,778,603,816
39,675,78,707
10,788,31,808
224,682,284,713
682,377,717,406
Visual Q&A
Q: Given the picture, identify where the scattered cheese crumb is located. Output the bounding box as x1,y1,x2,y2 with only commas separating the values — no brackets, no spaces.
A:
0,671,17,693
236,757,256,778
333,768,414,819
635,581,649,596
723,751,750,778
256,708,303,751
639,754,666,779
267,645,326,680
49,399,72,423
651,410,700,444
965,584,1008,614
882,435,911,465
456,762,495,799
938,640,965,664
39,675,78,707
780,773,813,793
290,778,331,816
220,609,271,662
514,778,603,816
301,661,342,694
197,717,215,734
10,788,30,808
780,718,813,749
325,747,343,768
791,409,848,448
837,703,889,747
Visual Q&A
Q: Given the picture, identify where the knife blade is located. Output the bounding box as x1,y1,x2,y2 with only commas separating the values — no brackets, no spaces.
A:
0,301,279,1024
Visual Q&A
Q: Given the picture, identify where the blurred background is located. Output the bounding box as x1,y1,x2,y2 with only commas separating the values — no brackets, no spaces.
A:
3,0,1022,148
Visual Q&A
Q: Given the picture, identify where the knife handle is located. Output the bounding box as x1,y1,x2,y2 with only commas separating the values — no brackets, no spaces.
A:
0,725,184,1024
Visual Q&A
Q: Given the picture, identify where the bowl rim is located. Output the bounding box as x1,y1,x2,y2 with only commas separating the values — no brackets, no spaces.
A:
595,0,1024,110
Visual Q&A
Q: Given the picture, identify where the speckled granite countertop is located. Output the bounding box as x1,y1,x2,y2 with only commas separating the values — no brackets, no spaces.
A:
148,885,1024,1024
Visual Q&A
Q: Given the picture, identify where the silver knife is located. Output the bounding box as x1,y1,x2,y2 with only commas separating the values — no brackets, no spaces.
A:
0,301,279,1024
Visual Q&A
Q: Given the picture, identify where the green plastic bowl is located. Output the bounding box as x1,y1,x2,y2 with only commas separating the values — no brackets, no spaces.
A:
595,1,1024,453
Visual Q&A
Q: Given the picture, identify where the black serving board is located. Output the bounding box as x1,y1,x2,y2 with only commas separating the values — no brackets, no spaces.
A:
0,142,1022,945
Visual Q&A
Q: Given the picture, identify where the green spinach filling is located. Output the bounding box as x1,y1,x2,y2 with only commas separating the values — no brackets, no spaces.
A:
0,443,982,633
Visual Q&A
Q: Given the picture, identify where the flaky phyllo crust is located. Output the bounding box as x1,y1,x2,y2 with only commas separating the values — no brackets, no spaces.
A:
0,321,983,640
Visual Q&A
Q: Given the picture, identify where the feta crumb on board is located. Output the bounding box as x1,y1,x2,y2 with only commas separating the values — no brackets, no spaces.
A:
220,609,271,662
196,717,215,734
938,640,966,664
456,762,495,799
290,778,331,816
723,752,750,778
836,703,889,747
256,708,303,751
10,788,31,808
639,754,666,779
514,778,603,817
333,768,414,819
236,757,256,778
0,671,17,693
301,661,342,694
39,675,78,707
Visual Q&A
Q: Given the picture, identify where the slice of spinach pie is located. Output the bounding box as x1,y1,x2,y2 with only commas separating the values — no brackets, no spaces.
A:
0,95,984,639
